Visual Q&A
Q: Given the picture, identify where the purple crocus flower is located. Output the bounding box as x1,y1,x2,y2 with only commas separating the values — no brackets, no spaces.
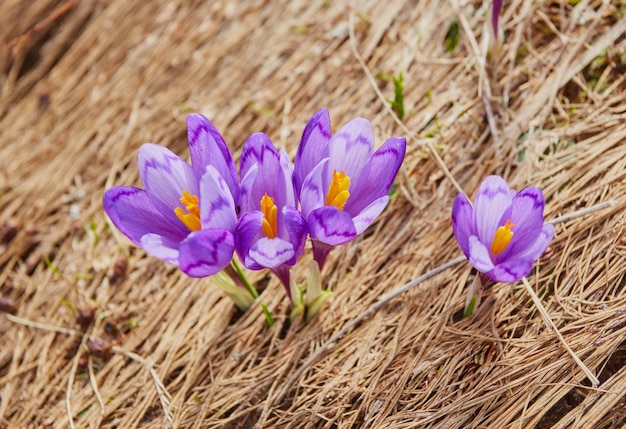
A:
235,133,307,293
451,175,554,283
103,114,239,277
295,109,406,268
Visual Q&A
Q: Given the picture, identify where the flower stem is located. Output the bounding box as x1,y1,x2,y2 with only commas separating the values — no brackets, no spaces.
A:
261,303,274,328
230,258,258,299
272,265,292,301
464,296,477,318
312,241,333,271
230,259,275,327
464,274,485,317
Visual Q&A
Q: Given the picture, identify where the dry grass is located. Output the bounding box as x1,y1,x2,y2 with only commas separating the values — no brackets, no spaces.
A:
2,0,626,428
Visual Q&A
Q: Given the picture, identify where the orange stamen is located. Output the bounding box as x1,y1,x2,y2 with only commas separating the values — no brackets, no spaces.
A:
326,170,351,210
174,190,201,231
491,219,515,255
261,194,278,239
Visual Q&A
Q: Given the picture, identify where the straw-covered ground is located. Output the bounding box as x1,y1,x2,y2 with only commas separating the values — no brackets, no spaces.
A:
2,0,626,428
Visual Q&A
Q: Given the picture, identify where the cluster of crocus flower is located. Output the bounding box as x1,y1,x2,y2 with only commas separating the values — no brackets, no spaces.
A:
104,109,407,315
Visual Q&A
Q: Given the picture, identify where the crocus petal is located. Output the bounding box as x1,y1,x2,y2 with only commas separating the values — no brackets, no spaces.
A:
238,164,258,214
140,233,180,265
249,237,295,269
488,258,534,283
518,224,554,260
279,149,296,208
351,195,389,234
451,193,474,258
104,186,187,246
308,206,357,246
328,118,374,181
294,108,331,196
186,114,239,201
468,236,495,272
345,136,406,214
234,211,264,270
300,159,329,218
240,133,285,210
240,133,278,179
283,206,308,261
473,175,513,246
500,187,546,261
178,229,235,277
138,143,199,209
199,166,237,231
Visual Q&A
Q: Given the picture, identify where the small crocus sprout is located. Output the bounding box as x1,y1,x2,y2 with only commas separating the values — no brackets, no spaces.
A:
212,270,256,311
491,0,504,46
452,175,554,283
304,261,332,321
295,108,406,269
103,114,239,278
235,133,308,297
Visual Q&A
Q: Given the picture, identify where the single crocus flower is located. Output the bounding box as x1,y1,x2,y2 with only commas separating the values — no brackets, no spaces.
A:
103,114,239,278
296,109,406,268
235,133,307,294
452,175,554,283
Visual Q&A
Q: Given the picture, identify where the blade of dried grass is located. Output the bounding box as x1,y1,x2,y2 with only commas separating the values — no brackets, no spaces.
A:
522,277,599,387
112,346,174,428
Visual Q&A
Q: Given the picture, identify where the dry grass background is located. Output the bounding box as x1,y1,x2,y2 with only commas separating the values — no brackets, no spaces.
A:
1,0,626,428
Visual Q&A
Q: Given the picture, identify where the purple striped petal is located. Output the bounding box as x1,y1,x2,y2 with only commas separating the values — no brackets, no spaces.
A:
488,258,534,283
500,187,546,261
240,133,286,210
234,211,264,270
138,143,198,209
279,149,296,207
103,186,187,246
328,118,374,181
300,159,328,218
240,133,278,179
468,236,495,272
473,175,513,246
345,136,406,214
352,196,388,234
186,114,239,201
451,193,473,258
179,229,235,277
249,237,295,269
283,206,308,262
199,166,237,232
140,234,180,265
308,206,357,246
238,164,258,214
294,108,331,196
518,224,554,260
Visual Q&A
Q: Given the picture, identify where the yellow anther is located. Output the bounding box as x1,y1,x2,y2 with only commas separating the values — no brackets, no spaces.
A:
261,194,278,239
326,170,351,210
174,190,201,231
491,219,515,255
